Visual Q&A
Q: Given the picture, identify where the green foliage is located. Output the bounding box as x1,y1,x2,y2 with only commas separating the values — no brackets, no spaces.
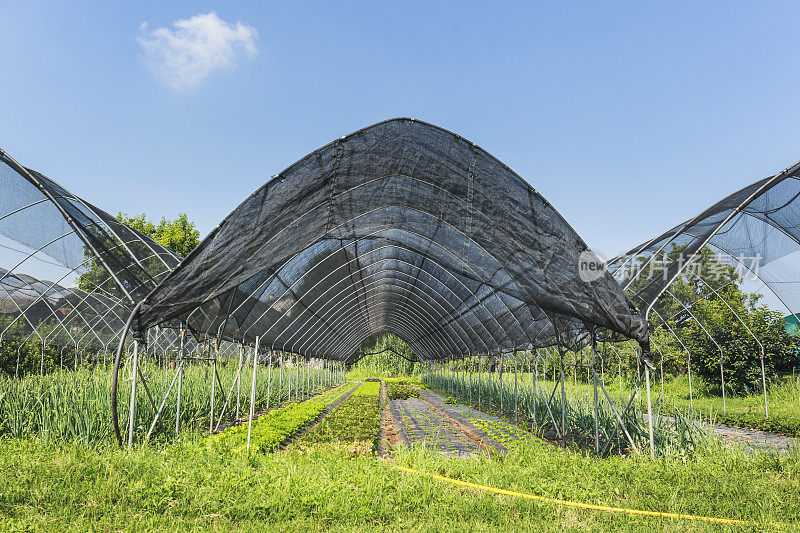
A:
352,381,381,396
118,212,200,257
314,382,359,405
626,244,800,394
2,434,799,529
426,369,709,456
208,401,326,453
75,212,200,301
684,291,799,394
712,412,800,438
0,310,112,376
300,382,381,449
0,364,333,445
349,334,420,377
387,382,419,400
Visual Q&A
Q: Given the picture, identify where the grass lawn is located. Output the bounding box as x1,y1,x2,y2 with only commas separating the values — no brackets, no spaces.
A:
1,432,799,531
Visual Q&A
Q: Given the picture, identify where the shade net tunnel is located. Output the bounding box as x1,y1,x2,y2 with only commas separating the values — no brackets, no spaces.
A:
0,148,191,372
607,158,800,322
129,118,649,363
604,158,800,416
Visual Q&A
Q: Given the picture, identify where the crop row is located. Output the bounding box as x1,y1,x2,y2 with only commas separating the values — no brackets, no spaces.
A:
209,400,326,453
0,363,337,445
315,382,360,406
405,407,471,453
386,382,419,400
300,381,381,448
463,411,530,446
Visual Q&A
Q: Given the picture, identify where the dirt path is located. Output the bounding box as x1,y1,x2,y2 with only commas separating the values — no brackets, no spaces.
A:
387,388,533,457
709,422,796,450
378,381,400,457
390,397,480,457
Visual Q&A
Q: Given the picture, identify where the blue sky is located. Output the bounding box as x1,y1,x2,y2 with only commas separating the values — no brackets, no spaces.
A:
1,1,798,258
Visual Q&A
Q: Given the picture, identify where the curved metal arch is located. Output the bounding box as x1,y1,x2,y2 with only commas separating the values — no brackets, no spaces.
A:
282,265,475,356
297,274,478,359
206,207,543,352
226,227,536,358
260,243,533,359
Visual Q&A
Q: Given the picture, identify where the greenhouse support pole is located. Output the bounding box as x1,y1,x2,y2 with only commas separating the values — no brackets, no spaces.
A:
591,335,599,454
175,328,186,435
640,341,656,460
469,356,473,405
175,359,183,436
247,336,260,451
278,355,283,404
513,350,519,424
560,347,566,444
645,364,655,460
532,349,539,427
210,341,218,432
127,340,139,448
478,355,482,409
761,354,769,418
236,344,244,419
499,352,504,413
266,351,273,410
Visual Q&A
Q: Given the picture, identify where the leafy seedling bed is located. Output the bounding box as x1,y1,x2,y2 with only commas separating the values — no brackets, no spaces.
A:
297,381,382,453
387,383,420,400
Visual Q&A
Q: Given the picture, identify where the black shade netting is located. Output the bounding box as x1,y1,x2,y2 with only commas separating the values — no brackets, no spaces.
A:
136,118,648,361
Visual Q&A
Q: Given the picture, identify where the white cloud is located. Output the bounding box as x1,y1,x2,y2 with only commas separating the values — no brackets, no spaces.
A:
138,12,258,91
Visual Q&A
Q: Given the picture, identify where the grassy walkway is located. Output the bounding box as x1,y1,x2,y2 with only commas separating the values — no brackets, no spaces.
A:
1,430,799,530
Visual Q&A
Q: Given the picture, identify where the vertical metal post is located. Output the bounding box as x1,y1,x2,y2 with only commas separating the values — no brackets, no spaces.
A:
645,362,655,460
720,355,727,413
127,340,139,448
499,352,504,413
209,341,218,432
246,336,260,451
761,351,769,418
478,355,482,409
288,355,293,402
176,332,184,436
591,337,599,454
532,349,538,427
175,361,183,436
236,344,243,419
278,354,283,404
513,350,518,424
266,350,273,409
559,344,566,445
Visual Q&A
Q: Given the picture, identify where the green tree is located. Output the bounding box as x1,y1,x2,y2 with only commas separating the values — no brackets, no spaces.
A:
627,244,800,393
684,291,799,394
351,334,420,376
77,213,200,299
117,212,200,257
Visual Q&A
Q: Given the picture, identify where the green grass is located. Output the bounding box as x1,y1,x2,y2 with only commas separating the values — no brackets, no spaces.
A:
1,434,798,531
